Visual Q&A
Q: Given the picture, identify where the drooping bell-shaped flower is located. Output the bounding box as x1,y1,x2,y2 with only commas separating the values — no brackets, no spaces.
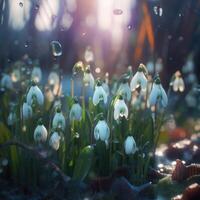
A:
22,101,32,120
130,64,148,91
92,81,108,105
1,74,13,90
52,107,66,131
124,136,137,155
117,78,131,101
171,71,185,92
94,117,110,142
31,66,42,83
83,67,95,88
26,81,44,106
49,132,61,151
114,95,128,120
34,119,48,142
69,98,82,122
149,77,168,108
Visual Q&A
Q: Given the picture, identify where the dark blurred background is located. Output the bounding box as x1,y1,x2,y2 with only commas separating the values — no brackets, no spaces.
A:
0,0,199,82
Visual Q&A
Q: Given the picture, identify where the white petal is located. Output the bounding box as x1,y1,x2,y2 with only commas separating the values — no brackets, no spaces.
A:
130,72,139,91
160,86,168,107
173,78,179,92
149,83,159,106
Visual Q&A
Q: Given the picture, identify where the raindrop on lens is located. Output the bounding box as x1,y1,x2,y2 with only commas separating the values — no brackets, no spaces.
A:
50,41,62,57
113,8,123,15
19,2,23,7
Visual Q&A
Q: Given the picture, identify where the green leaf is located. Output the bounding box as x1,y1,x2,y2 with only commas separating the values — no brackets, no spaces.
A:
73,145,94,181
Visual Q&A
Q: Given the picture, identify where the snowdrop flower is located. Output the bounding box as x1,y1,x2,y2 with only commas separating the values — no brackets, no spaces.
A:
26,82,44,106
31,66,42,83
94,118,110,142
114,95,128,120
130,64,148,91
92,81,108,105
52,107,66,131
171,71,185,92
22,101,32,120
146,61,154,74
124,136,137,155
83,67,95,88
1,74,13,90
69,98,82,122
149,77,168,107
117,79,131,101
34,120,48,142
49,132,61,151
45,87,55,102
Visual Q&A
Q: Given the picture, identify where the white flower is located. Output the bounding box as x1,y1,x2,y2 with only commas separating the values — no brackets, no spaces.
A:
83,69,95,88
94,119,110,141
26,83,44,106
7,112,16,126
130,64,147,91
1,74,13,89
146,61,154,74
124,136,137,155
149,78,168,107
69,101,82,121
31,66,42,83
172,71,185,92
92,82,107,105
34,122,48,142
182,59,194,73
52,108,66,131
22,102,32,120
102,81,110,96
114,96,128,120
49,132,61,151
48,71,59,86
155,58,163,73
117,80,131,101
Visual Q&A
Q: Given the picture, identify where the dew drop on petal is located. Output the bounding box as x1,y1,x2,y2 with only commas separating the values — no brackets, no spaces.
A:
127,25,132,30
50,41,62,57
24,41,29,48
113,9,123,15
19,2,23,7
35,4,39,10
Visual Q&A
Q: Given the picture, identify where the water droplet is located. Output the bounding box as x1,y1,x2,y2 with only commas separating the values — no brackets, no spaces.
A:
95,67,101,74
113,9,123,15
25,41,29,48
35,4,39,10
19,2,23,7
153,6,163,16
50,41,62,57
127,25,132,30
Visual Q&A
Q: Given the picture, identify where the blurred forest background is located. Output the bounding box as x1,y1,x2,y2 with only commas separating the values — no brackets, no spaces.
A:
0,0,199,84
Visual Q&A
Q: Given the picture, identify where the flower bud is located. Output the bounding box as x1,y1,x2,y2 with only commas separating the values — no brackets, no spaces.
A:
124,136,137,155
52,108,66,131
49,132,61,151
34,122,48,142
